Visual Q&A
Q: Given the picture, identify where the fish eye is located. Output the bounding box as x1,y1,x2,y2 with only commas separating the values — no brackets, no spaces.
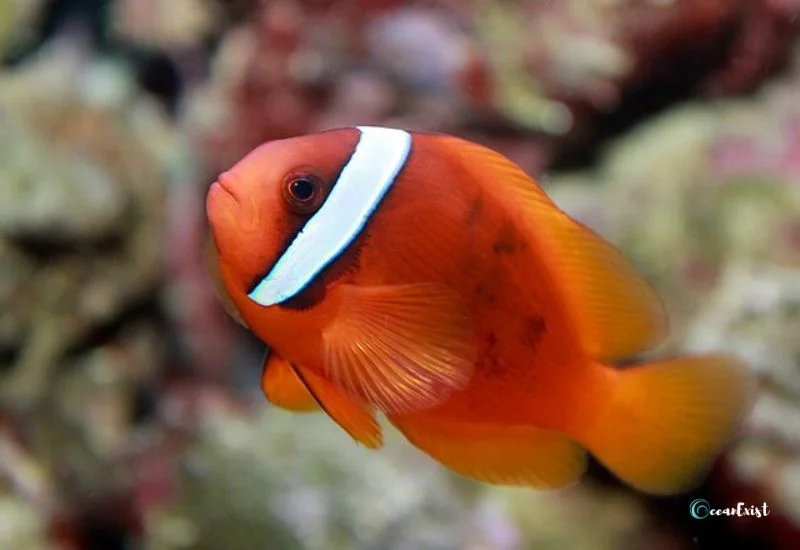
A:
291,178,314,201
282,174,324,215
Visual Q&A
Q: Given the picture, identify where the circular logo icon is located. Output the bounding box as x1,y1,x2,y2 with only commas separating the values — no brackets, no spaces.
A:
690,498,710,519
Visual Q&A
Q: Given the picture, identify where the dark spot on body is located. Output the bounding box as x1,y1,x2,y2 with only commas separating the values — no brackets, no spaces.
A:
478,331,508,379
465,196,484,226
519,315,547,349
492,238,518,255
491,224,520,255
482,356,508,379
475,283,497,304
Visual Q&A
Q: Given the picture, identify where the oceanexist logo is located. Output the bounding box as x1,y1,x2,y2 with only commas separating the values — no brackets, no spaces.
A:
689,499,770,519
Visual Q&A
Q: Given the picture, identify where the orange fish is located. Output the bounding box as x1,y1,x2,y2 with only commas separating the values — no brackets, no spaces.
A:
205,126,754,495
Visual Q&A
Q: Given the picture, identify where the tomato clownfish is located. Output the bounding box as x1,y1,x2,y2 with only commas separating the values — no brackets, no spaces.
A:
205,126,754,495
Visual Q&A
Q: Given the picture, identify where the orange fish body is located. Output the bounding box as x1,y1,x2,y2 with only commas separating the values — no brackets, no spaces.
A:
206,126,753,494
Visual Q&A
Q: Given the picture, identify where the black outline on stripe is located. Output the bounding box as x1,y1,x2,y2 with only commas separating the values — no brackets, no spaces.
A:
249,129,414,306
246,132,360,296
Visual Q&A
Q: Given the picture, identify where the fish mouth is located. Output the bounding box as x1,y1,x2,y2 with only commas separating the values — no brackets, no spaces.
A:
206,174,241,247
210,174,239,204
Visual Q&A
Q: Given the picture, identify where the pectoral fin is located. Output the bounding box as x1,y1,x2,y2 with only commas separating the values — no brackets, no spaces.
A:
322,283,476,414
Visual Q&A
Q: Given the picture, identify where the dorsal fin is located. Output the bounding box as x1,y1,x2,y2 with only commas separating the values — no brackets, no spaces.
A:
443,137,668,361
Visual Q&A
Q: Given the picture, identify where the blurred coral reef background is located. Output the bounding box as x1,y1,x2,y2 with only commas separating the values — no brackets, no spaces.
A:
0,1,799,549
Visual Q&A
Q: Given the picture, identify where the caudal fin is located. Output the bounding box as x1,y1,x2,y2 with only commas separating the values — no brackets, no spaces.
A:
584,354,755,495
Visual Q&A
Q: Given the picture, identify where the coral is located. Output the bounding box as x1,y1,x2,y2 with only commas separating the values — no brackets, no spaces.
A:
0,43,172,406
111,0,217,50
0,0,43,57
0,115,128,243
186,0,476,175
0,40,183,548
467,0,800,165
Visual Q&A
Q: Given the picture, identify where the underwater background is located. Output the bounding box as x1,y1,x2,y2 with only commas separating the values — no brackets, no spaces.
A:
0,1,799,549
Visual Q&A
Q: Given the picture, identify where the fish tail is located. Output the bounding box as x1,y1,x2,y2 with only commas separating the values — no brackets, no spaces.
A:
583,354,755,495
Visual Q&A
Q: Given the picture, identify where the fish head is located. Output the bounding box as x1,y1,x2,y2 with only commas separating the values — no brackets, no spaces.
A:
205,128,362,338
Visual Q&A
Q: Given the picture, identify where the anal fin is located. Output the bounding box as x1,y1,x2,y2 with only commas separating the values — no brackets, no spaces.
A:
389,415,587,488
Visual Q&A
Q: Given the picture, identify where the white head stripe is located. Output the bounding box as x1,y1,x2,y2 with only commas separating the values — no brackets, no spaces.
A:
248,126,412,306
